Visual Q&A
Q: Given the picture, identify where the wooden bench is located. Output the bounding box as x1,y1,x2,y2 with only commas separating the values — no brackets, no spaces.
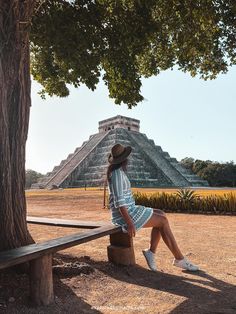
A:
27,216,108,228
0,217,135,306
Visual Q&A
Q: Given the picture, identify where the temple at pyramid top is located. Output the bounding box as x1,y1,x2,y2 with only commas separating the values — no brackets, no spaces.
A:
98,115,140,133
32,115,209,189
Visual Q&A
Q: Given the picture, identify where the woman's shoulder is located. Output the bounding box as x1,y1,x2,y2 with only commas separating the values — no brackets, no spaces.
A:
110,167,123,180
111,167,121,176
114,167,122,172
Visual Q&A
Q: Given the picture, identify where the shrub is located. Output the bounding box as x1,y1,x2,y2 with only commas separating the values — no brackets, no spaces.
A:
133,189,236,215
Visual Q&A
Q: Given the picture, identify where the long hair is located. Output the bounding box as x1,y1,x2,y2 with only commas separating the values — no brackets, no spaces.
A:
106,159,128,182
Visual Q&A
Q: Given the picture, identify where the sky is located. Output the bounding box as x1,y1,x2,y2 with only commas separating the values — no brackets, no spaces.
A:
26,66,236,174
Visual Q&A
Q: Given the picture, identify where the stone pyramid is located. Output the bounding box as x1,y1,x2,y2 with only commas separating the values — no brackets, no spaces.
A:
32,115,208,189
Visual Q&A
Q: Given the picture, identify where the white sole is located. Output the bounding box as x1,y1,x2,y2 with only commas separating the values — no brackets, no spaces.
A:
173,263,199,271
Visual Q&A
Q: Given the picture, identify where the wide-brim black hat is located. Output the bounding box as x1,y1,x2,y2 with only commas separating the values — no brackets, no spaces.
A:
108,143,132,164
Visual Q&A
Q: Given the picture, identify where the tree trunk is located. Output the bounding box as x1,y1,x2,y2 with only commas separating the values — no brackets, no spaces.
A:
0,1,36,251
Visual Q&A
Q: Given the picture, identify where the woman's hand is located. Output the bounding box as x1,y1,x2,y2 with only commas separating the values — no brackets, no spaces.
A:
127,222,136,237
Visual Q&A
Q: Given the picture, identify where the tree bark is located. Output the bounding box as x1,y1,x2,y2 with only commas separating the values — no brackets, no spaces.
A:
30,254,54,305
0,0,36,251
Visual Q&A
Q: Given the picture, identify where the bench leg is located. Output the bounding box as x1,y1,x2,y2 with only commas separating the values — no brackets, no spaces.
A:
107,232,136,266
30,254,54,306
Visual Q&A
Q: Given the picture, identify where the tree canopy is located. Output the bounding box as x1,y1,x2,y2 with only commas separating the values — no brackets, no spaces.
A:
181,158,236,187
31,0,236,108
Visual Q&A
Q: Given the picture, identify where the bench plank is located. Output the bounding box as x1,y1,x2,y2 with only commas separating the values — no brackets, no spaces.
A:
27,216,107,228
0,224,121,270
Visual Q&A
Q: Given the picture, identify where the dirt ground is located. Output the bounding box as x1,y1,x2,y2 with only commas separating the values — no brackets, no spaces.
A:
0,189,236,314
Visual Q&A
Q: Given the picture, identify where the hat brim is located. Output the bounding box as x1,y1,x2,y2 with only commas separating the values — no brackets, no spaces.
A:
108,146,132,164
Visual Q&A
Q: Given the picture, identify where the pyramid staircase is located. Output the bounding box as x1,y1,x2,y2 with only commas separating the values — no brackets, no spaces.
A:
126,130,208,187
31,132,109,189
32,127,208,189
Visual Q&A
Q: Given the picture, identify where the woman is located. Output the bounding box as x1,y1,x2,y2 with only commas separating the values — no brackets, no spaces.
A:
107,143,199,272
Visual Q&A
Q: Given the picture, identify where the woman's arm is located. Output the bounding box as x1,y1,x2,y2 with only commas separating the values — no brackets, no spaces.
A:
119,206,136,237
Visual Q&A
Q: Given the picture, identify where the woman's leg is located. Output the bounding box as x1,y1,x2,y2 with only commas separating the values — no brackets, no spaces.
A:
150,227,161,253
159,220,184,260
143,209,184,260
149,209,164,253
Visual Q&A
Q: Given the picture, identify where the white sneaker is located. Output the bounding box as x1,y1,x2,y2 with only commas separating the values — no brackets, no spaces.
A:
142,249,158,271
173,257,199,271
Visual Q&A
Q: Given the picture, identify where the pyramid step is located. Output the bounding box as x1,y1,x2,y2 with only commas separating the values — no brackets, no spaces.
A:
44,131,110,188
87,165,107,171
185,174,201,179
52,165,61,172
67,153,74,159
37,176,51,184
71,179,104,187
155,145,163,152
83,173,107,180
163,152,170,158
71,178,173,188
128,130,190,186
82,170,152,180
130,179,175,187
95,146,113,153
100,139,115,146
74,147,81,153
86,165,146,173
30,183,45,189
170,162,191,174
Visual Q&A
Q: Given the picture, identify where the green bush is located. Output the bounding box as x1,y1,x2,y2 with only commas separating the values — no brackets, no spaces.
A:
133,189,236,215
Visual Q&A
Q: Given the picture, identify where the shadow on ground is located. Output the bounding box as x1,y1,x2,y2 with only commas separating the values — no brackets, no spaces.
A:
56,253,236,314
0,264,101,314
1,253,235,313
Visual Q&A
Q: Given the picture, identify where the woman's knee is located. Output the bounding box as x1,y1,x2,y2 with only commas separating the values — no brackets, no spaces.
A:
153,208,167,217
158,214,168,226
143,212,168,228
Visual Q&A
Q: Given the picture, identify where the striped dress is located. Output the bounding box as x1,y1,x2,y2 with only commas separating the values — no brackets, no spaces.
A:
108,167,153,233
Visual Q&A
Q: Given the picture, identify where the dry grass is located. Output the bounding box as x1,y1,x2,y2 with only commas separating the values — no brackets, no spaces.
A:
132,187,236,196
26,187,236,198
